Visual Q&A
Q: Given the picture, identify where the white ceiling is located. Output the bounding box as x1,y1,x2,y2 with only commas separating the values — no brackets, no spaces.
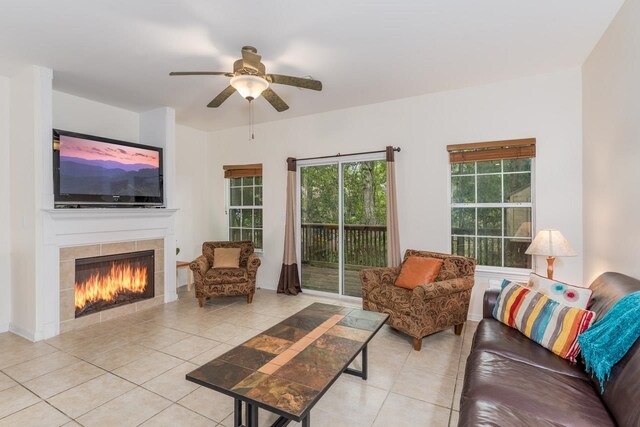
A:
0,0,624,131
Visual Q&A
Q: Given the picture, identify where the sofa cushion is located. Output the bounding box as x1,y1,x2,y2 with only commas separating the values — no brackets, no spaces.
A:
459,400,567,427
394,257,443,289
461,351,614,427
492,281,595,362
472,319,590,380
204,268,248,285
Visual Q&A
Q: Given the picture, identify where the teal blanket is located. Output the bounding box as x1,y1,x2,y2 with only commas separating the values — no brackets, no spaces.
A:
578,291,640,393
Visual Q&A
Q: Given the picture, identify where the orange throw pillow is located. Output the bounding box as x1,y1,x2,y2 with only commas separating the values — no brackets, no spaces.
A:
395,257,444,290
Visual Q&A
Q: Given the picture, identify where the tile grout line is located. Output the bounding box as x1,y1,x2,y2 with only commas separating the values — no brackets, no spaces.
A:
0,383,42,422
369,334,413,426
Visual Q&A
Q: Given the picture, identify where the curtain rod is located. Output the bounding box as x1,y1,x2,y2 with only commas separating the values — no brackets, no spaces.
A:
295,147,401,162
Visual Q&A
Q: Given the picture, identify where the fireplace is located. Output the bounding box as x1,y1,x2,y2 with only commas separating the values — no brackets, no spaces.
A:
75,250,155,318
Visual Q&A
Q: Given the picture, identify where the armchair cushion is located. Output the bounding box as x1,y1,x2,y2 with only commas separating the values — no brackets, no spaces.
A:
395,257,443,289
213,248,241,269
205,268,248,286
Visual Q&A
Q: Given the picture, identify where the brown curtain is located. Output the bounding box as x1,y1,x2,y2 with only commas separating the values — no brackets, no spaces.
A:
277,157,302,295
386,146,401,267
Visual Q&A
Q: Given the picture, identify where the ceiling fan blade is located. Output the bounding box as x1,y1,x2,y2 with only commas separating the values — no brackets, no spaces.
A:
267,74,322,91
241,48,262,70
170,71,232,76
262,88,289,112
207,85,237,108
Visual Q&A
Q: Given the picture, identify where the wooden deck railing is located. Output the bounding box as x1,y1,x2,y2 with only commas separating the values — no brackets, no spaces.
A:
451,235,531,268
301,223,387,268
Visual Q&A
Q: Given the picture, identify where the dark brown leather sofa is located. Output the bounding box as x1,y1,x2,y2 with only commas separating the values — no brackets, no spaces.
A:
459,272,640,427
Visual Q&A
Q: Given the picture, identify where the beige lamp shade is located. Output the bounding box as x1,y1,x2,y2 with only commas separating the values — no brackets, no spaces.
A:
525,229,576,257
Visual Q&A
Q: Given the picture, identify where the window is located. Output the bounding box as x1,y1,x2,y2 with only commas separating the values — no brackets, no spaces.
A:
225,165,263,250
448,139,534,269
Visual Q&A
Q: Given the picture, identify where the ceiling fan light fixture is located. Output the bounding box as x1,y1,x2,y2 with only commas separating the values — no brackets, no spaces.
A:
230,75,269,101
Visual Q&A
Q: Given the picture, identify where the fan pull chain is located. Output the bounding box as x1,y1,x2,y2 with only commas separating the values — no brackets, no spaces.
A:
249,100,255,140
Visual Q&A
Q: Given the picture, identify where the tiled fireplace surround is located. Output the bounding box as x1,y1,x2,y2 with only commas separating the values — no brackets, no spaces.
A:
59,239,166,334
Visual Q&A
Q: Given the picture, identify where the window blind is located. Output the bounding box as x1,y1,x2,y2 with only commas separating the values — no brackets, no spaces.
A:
223,163,263,178
447,138,536,163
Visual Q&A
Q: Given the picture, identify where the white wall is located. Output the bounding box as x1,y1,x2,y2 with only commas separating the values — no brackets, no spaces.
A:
52,91,140,143
207,68,583,319
175,124,214,269
583,0,640,284
0,75,10,331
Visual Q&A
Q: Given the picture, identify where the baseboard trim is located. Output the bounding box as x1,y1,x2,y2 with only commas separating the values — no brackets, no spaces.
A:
164,292,178,303
9,323,36,342
467,313,483,322
0,323,8,333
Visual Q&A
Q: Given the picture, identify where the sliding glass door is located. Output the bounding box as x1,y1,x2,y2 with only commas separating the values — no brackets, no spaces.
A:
299,157,387,297
300,164,340,294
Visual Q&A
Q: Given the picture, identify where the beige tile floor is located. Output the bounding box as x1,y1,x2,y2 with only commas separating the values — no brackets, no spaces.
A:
0,287,476,427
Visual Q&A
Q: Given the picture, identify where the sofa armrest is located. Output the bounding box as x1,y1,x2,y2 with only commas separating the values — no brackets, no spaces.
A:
411,276,474,304
483,288,501,318
246,253,261,279
190,255,210,277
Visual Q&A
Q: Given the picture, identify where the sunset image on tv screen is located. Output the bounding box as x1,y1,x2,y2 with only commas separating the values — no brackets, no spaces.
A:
58,135,161,198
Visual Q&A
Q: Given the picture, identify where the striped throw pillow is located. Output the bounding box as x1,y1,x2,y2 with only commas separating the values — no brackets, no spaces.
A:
493,281,596,362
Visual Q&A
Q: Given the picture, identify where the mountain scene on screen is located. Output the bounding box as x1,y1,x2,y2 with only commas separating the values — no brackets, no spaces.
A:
59,155,161,197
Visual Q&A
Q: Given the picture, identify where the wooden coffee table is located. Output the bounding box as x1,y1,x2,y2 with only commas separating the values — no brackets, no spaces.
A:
186,302,388,426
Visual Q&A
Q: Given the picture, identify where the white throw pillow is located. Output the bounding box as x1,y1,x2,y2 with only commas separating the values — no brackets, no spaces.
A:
525,273,592,309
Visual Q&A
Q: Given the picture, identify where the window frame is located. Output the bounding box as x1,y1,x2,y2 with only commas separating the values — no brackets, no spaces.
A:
225,175,264,253
447,158,536,273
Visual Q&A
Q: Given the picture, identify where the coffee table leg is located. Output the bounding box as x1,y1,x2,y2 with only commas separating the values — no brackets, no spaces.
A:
362,344,368,380
245,401,258,427
234,399,242,427
301,413,310,427
343,344,368,380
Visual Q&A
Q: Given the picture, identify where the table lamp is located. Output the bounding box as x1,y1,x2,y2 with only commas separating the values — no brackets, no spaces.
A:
525,229,576,279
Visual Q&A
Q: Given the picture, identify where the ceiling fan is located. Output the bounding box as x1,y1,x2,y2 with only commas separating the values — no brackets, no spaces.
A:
169,46,323,112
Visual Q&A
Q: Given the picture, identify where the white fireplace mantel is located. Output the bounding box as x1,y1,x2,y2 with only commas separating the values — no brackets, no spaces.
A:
44,207,179,219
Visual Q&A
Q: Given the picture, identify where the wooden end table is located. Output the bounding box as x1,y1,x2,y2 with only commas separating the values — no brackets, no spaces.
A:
176,261,193,291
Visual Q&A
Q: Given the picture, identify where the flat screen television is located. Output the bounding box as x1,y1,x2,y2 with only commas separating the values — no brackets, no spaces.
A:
53,129,164,207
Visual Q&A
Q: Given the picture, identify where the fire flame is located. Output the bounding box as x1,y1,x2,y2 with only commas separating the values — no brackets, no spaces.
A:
75,263,148,310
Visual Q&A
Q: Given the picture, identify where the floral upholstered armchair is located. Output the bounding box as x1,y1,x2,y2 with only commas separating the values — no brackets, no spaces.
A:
360,250,476,351
190,241,261,307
